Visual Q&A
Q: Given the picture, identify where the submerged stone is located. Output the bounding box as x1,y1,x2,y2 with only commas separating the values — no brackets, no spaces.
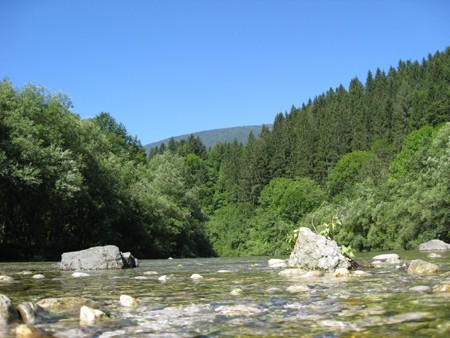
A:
279,269,324,279
268,259,287,268
409,285,432,292
71,272,90,278
428,253,442,258
334,268,350,277
215,304,264,316
230,288,243,296
372,253,400,262
37,297,96,315
407,260,439,275
432,284,450,293
286,285,310,293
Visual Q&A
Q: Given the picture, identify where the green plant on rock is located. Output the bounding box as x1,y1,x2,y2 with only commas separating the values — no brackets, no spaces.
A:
286,228,300,250
317,215,355,260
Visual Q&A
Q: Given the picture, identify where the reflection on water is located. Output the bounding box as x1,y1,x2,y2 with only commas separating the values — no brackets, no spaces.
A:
1,251,450,337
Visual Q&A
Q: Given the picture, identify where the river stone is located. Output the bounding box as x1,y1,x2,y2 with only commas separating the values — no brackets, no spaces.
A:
432,284,450,293
230,288,243,296
16,302,50,324
72,272,90,278
190,274,203,280
428,252,442,258
268,259,287,268
119,295,139,307
287,227,350,271
407,259,439,275
60,245,138,270
37,297,96,315
278,269,324,279
372,253,400,264
32,274,45,279
215,304,263,316
409,285,432,292
0,275,14,283
13,324,43,338
0,293,19,324
419,239,450,251
79,305,107,323
286,285,310,293
158,274,176,282
334,268,350,277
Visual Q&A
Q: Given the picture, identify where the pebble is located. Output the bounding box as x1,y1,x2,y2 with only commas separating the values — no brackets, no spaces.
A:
79,305,107,323
134,276,149,280
32,274,45,279
334,268,350,277
279,269,324,278
432,284,450,293
409,285,432,292
71,272,90,278
18,271,33,275
215,304,264,316
353,270,367,276
428,253,442,258
265,287,281,294
119,295,139,307
217,270,231,273
268,259,287,268
190,274,203,280
13,324,45,338
286,285,310,293
230,288,243,296
0,275,14,283
158,274,175,282
143,271,158,275
372,253,400,262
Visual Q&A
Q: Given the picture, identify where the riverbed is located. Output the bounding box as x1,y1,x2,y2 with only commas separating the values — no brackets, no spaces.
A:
1,251,450,337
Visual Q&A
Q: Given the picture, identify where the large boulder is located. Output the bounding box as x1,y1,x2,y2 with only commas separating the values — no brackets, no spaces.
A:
287,227,350,271
59,245,138,270
419,239,450,251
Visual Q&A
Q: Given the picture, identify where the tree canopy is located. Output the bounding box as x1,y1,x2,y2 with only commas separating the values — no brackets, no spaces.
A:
1,47,449,260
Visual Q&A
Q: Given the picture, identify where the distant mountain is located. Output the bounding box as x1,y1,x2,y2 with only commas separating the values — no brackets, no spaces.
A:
145,125,271,151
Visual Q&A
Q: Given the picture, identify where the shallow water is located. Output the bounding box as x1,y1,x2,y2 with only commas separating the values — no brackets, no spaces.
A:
1,251,450,337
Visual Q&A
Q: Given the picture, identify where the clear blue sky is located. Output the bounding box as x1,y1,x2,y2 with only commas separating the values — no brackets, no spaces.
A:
1,0,449,145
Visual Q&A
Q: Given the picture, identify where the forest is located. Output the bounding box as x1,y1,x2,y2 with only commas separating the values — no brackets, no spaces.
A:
1,47,449,260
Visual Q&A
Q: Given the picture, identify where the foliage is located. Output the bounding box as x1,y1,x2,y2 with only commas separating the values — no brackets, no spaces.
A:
1,47,450,260
0,80,213,260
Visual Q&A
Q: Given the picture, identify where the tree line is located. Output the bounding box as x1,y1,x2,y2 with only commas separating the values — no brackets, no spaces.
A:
1,47,449,260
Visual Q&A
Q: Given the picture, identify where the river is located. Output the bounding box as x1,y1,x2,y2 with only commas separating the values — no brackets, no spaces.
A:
1,251,450,337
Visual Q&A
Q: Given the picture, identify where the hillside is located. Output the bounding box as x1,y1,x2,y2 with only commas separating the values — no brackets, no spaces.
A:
145,125,271,151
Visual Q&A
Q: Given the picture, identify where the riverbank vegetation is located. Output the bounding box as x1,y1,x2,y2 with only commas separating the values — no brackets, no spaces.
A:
1,48,449,260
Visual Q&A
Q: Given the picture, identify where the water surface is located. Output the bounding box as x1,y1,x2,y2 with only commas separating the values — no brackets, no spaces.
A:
1,251,450,337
